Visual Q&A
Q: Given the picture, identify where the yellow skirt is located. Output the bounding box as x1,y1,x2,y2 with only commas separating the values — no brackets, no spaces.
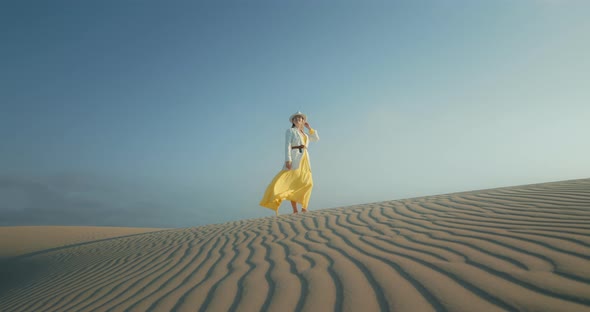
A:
259,151,313,215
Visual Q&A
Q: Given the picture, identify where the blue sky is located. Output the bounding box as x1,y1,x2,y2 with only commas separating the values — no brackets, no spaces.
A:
1,0,589,227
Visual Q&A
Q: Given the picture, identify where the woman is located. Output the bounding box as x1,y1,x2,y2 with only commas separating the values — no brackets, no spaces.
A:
260,112,320,215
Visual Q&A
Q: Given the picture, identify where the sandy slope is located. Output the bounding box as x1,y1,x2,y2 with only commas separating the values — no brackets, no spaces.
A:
0,226,164,258
1,179,589,311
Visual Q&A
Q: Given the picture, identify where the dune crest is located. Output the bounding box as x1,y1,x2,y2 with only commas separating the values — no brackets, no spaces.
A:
1,179,590,311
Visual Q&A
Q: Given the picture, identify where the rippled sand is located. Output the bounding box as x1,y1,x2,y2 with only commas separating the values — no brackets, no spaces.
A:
1,179,589,311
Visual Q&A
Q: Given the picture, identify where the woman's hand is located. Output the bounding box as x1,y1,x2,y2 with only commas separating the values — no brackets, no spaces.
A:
285,161,292,170
304,122,311,129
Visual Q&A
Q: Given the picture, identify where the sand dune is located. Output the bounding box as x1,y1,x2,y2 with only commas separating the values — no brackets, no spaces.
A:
1,179,590,311
0,226,164,258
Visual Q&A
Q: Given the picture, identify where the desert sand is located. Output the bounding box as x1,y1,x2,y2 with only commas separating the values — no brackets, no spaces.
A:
0,226,164,259
1,178,589,311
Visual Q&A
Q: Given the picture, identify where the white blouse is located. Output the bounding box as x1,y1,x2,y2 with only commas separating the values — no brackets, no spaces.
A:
283,127,320,170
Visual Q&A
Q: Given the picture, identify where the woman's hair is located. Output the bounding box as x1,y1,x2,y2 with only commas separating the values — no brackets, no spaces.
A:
291,123,295,128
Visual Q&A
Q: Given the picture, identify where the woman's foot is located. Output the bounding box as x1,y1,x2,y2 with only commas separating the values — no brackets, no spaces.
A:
301,208,308,213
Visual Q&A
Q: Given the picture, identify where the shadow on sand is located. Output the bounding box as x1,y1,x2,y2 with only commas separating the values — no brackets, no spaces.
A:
0,256,50,298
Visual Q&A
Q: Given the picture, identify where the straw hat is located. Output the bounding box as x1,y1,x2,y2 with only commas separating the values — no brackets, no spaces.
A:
289,111,307,123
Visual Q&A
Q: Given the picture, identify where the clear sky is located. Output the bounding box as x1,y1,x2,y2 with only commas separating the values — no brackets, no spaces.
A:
1,0,589,228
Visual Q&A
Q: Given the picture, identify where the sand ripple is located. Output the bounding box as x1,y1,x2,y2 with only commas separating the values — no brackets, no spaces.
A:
1,179,590,311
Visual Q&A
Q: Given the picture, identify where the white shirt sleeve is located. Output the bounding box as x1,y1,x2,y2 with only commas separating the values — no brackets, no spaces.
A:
308,128,320,142
285,128,293,162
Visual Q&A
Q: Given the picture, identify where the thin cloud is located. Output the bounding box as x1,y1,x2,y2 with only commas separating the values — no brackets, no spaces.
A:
0,175,184,227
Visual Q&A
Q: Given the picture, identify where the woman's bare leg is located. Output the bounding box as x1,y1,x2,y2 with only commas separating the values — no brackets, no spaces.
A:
290,201,298,213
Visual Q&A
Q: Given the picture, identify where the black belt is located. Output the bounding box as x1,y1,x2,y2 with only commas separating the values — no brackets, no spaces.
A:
291,145,306,152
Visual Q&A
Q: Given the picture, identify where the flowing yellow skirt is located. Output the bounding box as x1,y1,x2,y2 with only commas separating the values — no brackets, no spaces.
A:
259,151,313,215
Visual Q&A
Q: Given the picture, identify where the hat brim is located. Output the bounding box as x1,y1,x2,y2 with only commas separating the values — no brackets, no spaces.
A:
289,113,307,122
